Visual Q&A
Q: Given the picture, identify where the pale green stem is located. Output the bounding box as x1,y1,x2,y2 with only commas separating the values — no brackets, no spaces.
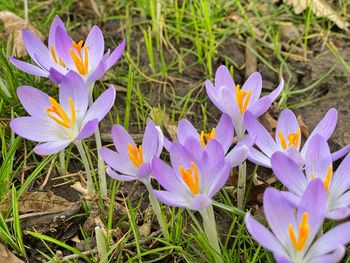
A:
144,181,169,238
200,204,222,262
88,88,107,199
237,161,247,210
95,226,107,263
59,150,66,175
75,140,95,194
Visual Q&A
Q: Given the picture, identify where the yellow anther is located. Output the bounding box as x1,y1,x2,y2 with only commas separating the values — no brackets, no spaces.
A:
50,45,66,67
199,128,216,148
127,144,143,168
278,128,301,150
288,212,310,252
235,85,252,114
46,97,76,128
323,165,333,192
69,40,89,75
179,162,199,195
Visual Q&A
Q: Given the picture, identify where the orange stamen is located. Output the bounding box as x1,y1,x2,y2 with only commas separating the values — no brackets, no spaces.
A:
323,165,333,192
199,128,216,148
235,85,252,114
69,41,89,75
278,128,301,150
179,162,199,195
50,45,66,67
127,144,143,167
46,97,75,128
288,212,309,252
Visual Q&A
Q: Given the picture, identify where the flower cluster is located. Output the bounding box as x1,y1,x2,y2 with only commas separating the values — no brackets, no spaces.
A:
9,16,350,262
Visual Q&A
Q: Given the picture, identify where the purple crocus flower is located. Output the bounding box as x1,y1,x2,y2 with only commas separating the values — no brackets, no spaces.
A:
150,140,231,211
244,108,350,168
99,120,163,182
272,134,350,219
10,71,115,155
246,179,350,263
9,16,125,91
164,114,248,167
205,65,284,138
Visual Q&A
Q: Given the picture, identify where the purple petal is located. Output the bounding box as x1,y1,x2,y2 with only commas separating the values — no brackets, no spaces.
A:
247,147,271,167
99,147,136,176
215,113,234,153
153,190,190,208
163,136,171,152
75,119,98,140
244,111,277,157
169,142,196,174
309,246,345,263
106,167,136,182
242,72,262,104
263,187,296,247
177,119,199,145
326,207,350,220
150,157,185,194
54,26,75,69
182,137,203,162
34,140,70,155
10,117,58,142
48,16,66,48
275,109,300,150
331,153,350,196
189,194,211,211
86,62,106,86
84,86,115,123
215,65,235,90
331,144,350,161
105,39,125,71
85,25,104,70
305,134,332,181
271,152,308,196
49,67,66,84
111,124,135,155
225,145,248,168
17,86,51,120
59,71,88,121
245,214,286,257
22,29,50,64
142,120,161,162
135,163,151,179
9,57,48,77
301,108,337,157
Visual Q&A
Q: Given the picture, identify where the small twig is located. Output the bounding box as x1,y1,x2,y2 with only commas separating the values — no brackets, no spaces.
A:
39,156,56,190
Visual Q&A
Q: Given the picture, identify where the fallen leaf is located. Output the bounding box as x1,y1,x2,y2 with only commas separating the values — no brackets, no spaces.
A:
283,0,349,29
164,124,177,141
0,191,71,214
0,243,24,263
245,37,257,78
0,11,44,57
259,112,277,133
297,115,310,139
253,173,277,186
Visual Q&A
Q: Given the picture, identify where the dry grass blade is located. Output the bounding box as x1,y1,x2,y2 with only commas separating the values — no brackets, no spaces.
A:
283,0,349,29
0,11,44,57
0,243,24,263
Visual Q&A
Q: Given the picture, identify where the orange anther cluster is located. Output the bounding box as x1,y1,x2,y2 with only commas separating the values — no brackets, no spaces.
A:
69,40,89,75
127,144,143,168
323,165,333,192
236,85,252,114
288,212,310,252
200,128,216,148
46,97,75,128
278,128,301,150
179,162,199,195
50,45,66,67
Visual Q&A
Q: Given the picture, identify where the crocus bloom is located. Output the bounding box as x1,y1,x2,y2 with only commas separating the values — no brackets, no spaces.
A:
205,65,284,138
151,140,231,211
99,120,163,182
246,179,350,263
164,114,248,167
10,71,115,155
272,134,350,219
9,16,125,92
244,108,350,168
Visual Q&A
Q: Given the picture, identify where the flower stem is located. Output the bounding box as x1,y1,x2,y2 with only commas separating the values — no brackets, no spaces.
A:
144,181,169,238
75,140,95,194
59,150,66,175
237,161,247,210
200,205,222,262
88,91,107,199
95,226,107,263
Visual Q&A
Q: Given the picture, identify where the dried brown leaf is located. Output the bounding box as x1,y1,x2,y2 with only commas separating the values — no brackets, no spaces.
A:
259,112,277,133
0,243,24,263
283,0,349,29
245,37,257,78
0,11,44,57
0,191,72,214
297,115,310,139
